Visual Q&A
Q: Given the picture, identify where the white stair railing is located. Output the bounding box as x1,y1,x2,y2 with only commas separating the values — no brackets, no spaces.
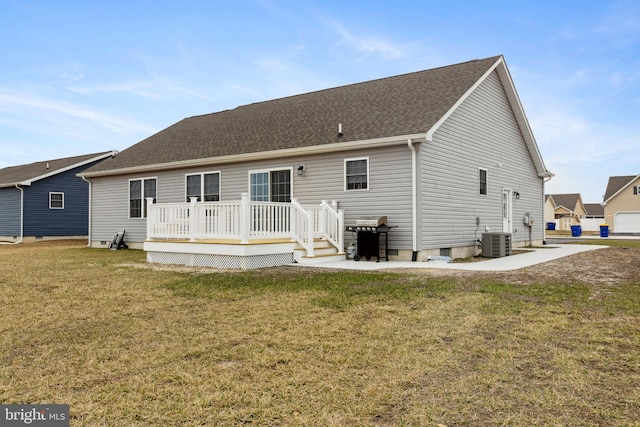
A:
290,198,314,257
319,200,345,254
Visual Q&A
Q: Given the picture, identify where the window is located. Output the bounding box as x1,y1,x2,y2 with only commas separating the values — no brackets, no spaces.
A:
49,192,64,209
345,158,368,190
479,168,488,195
129,178,157,218
270,170,291,202
186,172,220,202
634,186,640,195
249,169,291,202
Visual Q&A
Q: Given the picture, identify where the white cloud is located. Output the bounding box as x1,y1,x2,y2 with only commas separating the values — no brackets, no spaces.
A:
0,89,153,134
67,81,155,97
327,21,406,60
529,99,640,201
67,76,212,101
593,0,640,46
0,87,158,154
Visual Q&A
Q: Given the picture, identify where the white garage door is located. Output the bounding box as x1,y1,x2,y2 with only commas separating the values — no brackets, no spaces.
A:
615,212,640,233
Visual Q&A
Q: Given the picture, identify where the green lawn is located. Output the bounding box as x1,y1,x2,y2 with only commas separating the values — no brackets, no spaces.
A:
1,240,638,426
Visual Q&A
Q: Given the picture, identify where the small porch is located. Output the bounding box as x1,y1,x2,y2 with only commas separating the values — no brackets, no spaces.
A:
144,193,346,269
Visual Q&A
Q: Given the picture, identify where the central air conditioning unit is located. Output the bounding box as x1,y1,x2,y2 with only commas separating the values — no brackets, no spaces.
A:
482,232,512,257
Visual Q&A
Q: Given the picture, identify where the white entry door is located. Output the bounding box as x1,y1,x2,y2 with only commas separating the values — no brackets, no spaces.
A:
502,189,512,233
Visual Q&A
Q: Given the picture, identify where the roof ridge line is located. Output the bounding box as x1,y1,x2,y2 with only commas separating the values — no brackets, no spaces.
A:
184,55,504,120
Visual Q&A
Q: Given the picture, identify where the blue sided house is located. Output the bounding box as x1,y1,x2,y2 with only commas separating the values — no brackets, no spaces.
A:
0,151,116,243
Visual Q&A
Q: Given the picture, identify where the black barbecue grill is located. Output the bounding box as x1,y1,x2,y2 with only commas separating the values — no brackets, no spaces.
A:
345,216,393,262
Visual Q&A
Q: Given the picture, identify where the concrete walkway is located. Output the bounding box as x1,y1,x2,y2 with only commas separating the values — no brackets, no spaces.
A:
296,244,610,272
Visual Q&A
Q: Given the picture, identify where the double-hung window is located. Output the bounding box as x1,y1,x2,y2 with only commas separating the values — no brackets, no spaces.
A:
186,172,220,202
49,192,64,209
129,178,157,218
479,168,488,196
345,158,368,191
634,185,640,195
249,169,291,202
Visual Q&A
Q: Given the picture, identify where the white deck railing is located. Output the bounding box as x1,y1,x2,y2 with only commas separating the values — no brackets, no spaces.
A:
146,193,344,257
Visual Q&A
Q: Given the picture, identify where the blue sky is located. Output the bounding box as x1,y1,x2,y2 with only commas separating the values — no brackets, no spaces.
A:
1,0,638,202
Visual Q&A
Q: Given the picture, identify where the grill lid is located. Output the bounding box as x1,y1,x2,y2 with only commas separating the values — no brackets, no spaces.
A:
355,216,387,226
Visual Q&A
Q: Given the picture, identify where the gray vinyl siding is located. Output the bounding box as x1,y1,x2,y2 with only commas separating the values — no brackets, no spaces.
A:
0,187,21,236
90,174,149,244
420,70,544,249
90,145,415,249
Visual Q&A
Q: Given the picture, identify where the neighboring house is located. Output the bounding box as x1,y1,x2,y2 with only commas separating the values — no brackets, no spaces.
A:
584,203,604,219
544,195,557,228
80,55,553,268
545,193,586,231
0,151,116,243
602,175,640,232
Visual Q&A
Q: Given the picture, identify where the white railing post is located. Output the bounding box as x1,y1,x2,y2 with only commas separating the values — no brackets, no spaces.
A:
338,208,345,254
240,193,250,244
319,200,328,237
290,198,299,242
189,197,198,241
305,203,315,257
333,200,344,254
146,197,155,240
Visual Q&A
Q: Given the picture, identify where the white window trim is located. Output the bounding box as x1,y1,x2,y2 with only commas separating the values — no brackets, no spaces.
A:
185,171,221,202
49,192,64,209
344,157,370,191
128,177,157,219
248,167,294,201
479,167,488,196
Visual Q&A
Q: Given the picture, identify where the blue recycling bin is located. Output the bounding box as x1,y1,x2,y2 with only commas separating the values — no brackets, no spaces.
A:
547,222,556,230
571,225,582,237
600,224,609,238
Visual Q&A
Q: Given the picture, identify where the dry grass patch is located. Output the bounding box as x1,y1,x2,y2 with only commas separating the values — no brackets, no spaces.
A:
1,240,639,426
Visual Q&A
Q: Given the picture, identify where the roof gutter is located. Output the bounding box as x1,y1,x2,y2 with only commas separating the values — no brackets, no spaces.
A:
0,181,31,189
80,134,427,178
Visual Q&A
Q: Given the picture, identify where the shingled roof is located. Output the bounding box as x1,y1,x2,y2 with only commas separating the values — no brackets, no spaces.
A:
0,151,116,188
549,194,583,212
603,175,640,202
583,203,604,217
83,55,549,178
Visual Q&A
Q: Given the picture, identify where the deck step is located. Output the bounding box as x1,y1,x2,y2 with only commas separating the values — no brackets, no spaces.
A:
293,240,345,265
295,252,347,265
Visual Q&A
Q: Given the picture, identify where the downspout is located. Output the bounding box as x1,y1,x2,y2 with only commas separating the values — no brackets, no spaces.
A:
81,176,92,247
408,139,418,261
542,175,553,245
